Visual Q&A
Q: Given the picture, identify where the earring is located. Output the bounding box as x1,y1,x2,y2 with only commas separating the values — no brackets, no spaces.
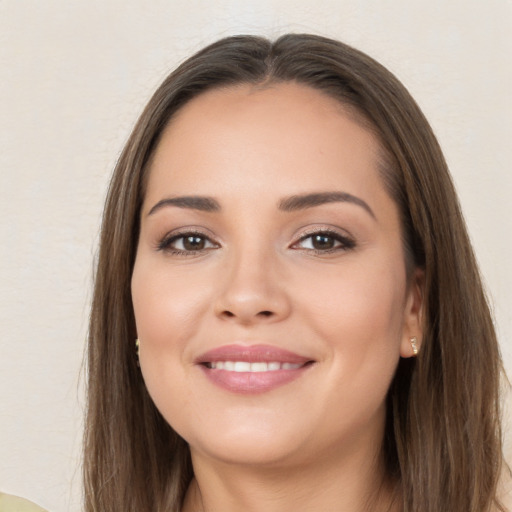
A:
410,336,419,356
135,338,140,366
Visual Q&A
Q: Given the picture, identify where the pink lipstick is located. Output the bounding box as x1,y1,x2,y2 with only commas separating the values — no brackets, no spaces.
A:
195,344,314,394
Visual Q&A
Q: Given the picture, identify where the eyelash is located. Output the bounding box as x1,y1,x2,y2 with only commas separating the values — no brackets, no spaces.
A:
157,229,356,256
157,230,219,255
292,229,356,254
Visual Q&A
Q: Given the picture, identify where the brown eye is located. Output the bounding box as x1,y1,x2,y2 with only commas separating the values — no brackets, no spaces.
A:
183,235,206,251
311,234,335,250
294,230,356,253
159,232,218,253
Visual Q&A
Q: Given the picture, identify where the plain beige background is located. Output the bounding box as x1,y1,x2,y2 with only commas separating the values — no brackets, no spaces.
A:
1,1,510,510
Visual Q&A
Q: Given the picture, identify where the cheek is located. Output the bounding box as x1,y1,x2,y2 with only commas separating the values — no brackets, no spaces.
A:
298,256,406,387
305,254,404,324
131,258,213,350
296,260,406,443
131,258,215,425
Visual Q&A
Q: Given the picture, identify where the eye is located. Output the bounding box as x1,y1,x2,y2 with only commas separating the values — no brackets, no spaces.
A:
293,230,355,253
158,232,218,254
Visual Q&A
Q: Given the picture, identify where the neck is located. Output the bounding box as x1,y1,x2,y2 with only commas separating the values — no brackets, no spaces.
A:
182,435,399,512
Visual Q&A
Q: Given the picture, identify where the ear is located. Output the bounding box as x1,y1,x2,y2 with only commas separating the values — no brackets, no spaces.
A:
400,268,425,358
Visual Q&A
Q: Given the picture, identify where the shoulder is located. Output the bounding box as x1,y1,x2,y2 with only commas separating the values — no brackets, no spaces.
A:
498,463,512,512
0,493,47,512
499,488,512,512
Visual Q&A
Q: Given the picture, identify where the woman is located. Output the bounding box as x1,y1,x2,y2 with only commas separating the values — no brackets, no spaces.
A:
84,34,507,511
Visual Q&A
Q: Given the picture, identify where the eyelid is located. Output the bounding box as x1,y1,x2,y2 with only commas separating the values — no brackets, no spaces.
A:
290,226,356,252
155,225,355,255
156,227,220,254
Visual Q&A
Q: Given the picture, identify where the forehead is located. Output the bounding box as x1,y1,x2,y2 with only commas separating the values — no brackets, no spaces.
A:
145,82,385,206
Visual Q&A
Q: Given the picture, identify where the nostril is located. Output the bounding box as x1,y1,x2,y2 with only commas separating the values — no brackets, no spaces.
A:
218,309,275,321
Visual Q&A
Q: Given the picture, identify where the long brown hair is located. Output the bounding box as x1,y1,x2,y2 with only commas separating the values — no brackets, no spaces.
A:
84,34,506,511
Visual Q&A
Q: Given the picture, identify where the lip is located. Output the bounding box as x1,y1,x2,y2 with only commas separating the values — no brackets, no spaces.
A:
195,344,315,394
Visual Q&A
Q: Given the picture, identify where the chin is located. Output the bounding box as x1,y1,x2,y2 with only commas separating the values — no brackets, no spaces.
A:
191,434,307,468
182,415,315,468
180,398,388,473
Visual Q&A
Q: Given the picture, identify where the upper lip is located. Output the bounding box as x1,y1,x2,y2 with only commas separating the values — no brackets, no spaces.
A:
195,344,313,364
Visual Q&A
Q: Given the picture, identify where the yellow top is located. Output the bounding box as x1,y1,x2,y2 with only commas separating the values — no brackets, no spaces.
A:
0,494,47,512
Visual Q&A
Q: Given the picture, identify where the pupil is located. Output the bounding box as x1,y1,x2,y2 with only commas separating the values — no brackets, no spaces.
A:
313,234,334,250
183,236,205,251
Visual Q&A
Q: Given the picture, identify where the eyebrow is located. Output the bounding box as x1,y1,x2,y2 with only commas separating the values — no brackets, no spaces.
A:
147,191,375,219
278,192,376,219
148,196,220,216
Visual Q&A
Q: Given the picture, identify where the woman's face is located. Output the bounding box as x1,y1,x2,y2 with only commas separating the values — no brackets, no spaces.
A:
132,83,422,468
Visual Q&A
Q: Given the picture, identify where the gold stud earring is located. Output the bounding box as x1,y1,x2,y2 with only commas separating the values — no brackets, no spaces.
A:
410,336,419,356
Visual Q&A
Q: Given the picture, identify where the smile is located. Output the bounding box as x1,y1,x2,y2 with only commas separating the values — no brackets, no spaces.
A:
206,361,303,371
196,344,314,394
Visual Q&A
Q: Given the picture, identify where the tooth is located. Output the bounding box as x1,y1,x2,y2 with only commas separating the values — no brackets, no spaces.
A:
251,362,268,372
209,360,303,372
282,363,301,370
234,361,251,372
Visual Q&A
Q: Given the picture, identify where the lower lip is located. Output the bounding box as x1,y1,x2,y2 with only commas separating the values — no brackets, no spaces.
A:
199,365,312,394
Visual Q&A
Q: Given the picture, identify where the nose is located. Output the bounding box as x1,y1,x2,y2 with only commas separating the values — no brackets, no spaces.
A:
214,248,291,325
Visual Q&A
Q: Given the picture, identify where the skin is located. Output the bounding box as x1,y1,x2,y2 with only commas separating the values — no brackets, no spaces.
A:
131,82,423,512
